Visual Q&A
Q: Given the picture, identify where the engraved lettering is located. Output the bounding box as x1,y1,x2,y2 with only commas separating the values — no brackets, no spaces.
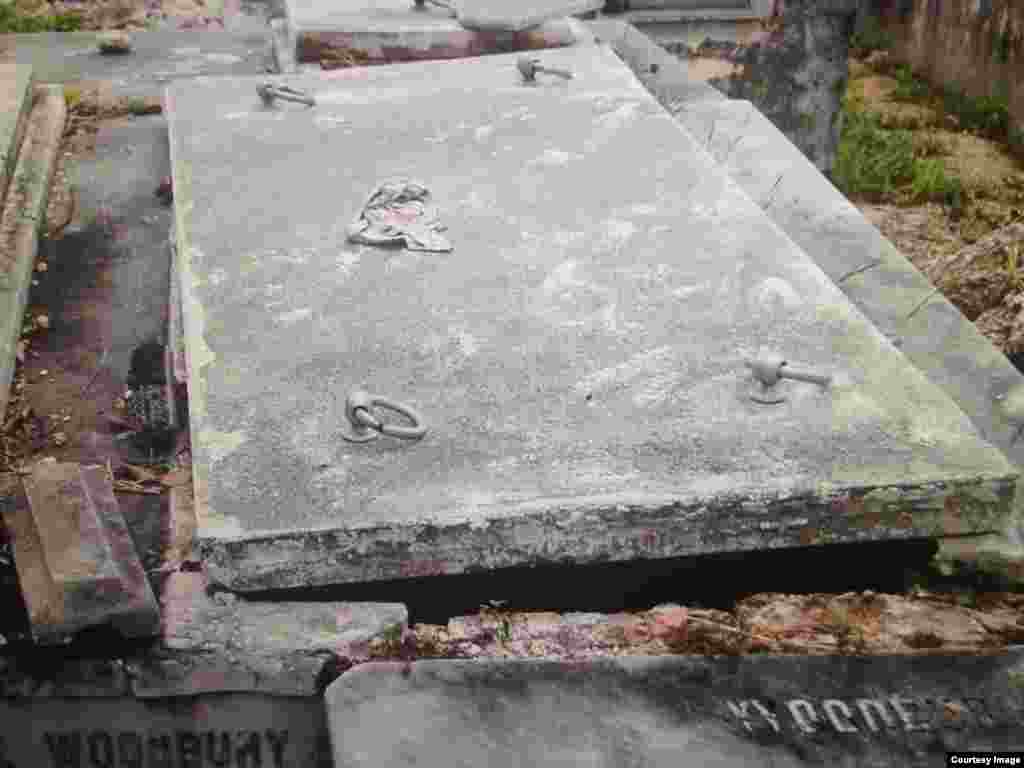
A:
749,700,780,733
117,733,143,768
206,732,231,768
822,700,858,733
964,697,998,728
786,699,820,734
236,731,262,768
726,700,757,733
87,732,114,768
889,696,930,731
855,698,896,732
45,731,82,768
265,731,289,768
148,734,173,768
177,732,202,768
727,700,780,733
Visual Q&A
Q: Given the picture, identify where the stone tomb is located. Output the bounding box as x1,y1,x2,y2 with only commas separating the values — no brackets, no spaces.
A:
271,0,595,73
326,653,1024,767
167,45,1017,593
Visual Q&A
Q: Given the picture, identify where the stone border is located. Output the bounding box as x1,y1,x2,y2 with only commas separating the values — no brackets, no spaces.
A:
0,84,66,422
0,61,33,213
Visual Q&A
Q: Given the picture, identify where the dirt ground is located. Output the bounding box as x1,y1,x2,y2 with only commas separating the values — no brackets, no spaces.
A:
847,54,1024,357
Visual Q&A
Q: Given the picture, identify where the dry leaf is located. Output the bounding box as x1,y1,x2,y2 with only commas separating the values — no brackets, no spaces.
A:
160,469,191,487
124,464,159,483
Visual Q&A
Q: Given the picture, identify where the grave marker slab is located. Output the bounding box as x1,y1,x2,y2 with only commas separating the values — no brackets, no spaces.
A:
325,653,1024,767
275,0,589,72
167,45,1017,593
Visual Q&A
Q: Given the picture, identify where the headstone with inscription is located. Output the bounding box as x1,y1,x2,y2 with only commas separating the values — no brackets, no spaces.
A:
270,0,592,73
326,653,1024,767
167,44,1016,594
0,572,407,768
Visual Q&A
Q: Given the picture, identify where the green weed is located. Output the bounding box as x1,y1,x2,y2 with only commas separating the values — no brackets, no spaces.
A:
891,65,929,102
0,1,82,32
850,14,894,55
834,107,961,208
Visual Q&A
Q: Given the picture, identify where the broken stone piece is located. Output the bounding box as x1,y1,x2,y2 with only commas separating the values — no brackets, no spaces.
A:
2,461,160,644
97,31,133,54
127,570,408,696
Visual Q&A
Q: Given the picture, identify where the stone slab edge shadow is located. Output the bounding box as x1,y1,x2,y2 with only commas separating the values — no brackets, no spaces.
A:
0,83,65,422
593,30,1024,580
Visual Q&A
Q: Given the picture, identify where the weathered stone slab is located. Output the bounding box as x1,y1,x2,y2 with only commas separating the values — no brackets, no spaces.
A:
0,694,332,767
2,461,160,644
668,96,1024,578
454,0,602,32
275,0,588,72
168,45,1016,593
327,654,1024,767
129,570,407,696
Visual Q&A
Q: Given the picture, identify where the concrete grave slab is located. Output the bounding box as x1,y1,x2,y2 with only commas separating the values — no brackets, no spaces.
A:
326,653,1024,767
454,0,602,32
1,461,160,644
168,45,1017,593
668,97,1024,575
274,0,589,71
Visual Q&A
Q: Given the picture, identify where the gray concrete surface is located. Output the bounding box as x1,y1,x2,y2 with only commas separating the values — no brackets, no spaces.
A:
9,461,160,644
132,570,407,696
278,0,585,70
669,97,1024,579
168,45,1016,592
2,25,272,98
327,653,1024,767
455,0,602,32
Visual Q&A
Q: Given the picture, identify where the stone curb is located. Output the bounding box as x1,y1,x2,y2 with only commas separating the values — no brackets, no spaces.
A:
0,84,66,422
0,60,33,213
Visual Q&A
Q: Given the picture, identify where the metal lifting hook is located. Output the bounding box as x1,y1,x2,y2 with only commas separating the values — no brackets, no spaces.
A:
341,390,428,443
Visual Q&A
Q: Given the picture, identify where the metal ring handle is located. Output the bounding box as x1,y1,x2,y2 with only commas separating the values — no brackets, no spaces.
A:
343,391,427,443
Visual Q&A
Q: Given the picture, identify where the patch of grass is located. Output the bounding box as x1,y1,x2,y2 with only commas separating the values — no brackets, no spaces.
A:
942,87,1010,139
0,1,82,32
126,97,150,116
891,65,929,102
63,85,82,110
850,14,894,55
835,106,962,208
834,109,916,198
